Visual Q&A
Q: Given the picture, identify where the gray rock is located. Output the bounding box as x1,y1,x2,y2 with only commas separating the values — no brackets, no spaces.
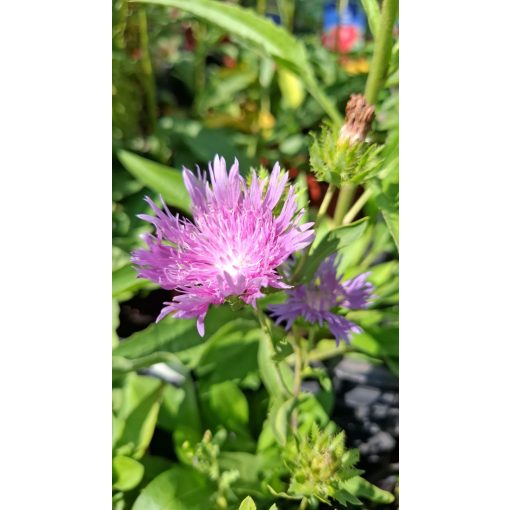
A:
345,385,381,407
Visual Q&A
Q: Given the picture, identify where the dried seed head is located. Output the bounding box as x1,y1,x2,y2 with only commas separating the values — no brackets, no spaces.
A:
339,94,376,145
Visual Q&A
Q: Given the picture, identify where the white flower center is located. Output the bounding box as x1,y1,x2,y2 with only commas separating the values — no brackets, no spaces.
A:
215,251,247,278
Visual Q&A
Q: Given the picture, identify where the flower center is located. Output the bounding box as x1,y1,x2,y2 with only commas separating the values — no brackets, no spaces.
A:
305,287,335,312
215,251,247,278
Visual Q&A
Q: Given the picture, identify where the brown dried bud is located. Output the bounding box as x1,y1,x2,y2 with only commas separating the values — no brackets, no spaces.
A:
339,94,375,145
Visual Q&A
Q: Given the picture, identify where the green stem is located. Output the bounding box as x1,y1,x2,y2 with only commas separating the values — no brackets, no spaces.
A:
277,0,295,32
138,7,157,133
364,0,398,105
316,183,336,222
299,497,309,510
253,306,272,339
333,183,356,225
256,0,266,15
291,332,303,398
193,23,207,115
342,188,371,224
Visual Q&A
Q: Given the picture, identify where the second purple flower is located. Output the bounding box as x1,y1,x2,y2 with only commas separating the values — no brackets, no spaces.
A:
268,256,375,345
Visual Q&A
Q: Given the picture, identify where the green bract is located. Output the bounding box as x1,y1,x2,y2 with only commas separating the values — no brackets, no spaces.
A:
309,123,384,186
282,423,364,506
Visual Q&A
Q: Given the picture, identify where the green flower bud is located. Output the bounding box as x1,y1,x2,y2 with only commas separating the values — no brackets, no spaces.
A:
310,94,383,186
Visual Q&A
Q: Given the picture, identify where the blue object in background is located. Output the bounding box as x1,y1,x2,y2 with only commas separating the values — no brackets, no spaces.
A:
340,0,367,34
266,12,282,25
322,0,367,52
323,1,367,32
323,2,340,31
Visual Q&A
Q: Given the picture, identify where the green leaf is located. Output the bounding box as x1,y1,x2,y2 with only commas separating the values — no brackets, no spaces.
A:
117,150,191,214
200,381,249,433
114,374,164,459
239,496,256,510
343,476,395,504
370,182,399,250
334,487,362,506
112,352,187,379
113,455,145,491
132,466,214,510
196,319,260,384
297,217,369,283
258,331,293,398
113,307,241,367
360,0,381,36
296,394,329,434
114,315,197,357
135,0,340,124
113,299,120,349
269,398,295,446
112,263,155,300
161,376,204,461
218,452,262,488
140,456,174,485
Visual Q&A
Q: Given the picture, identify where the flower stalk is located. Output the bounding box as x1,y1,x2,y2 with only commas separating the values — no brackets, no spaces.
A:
333,183,356,225
364,0,399,105
342,188,371,224
138,6,158,133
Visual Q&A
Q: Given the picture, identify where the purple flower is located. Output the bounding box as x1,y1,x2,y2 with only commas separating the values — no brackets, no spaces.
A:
268,256,374,345
132,155,315,336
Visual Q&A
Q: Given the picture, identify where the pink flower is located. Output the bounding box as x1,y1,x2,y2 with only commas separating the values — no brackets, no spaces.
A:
132,155,314,336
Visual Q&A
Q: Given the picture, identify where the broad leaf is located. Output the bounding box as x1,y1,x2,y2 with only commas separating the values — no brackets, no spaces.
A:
113,307,242,365
200,381,249,434
112,455,145,491
196,321,260,384
118,150,191,214
239,496,256,510
132,466,214,510
114,374,164,459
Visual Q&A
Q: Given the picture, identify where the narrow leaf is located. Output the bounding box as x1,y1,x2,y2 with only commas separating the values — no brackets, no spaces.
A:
118,150,191,213
297,217,369,283
360,0,381,36
343,476,395,504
